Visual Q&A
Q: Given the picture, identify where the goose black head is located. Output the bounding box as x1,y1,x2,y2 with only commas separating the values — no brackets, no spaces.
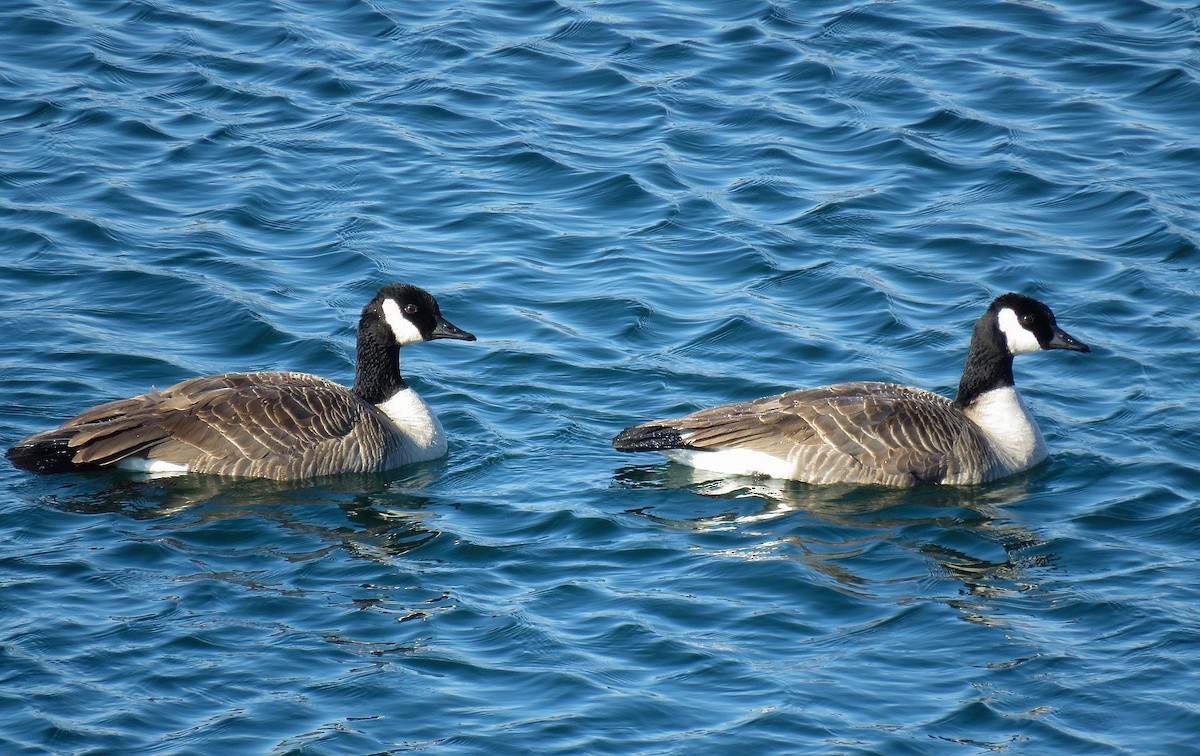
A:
990,293,1089,356
367,283,476,347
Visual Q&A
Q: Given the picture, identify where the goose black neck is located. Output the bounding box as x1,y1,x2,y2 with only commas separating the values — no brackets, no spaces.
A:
353,320,406,405
954,312,1014,408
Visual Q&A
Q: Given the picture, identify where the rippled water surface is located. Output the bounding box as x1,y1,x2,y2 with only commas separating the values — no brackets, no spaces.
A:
3,0,1199,752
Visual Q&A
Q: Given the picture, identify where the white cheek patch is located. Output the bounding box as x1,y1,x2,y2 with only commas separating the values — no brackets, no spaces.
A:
381,298,426,346
996,308,1043,354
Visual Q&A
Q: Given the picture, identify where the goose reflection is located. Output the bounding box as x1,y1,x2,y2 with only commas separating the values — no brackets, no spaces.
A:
31,463,445,562
612,462,1051,625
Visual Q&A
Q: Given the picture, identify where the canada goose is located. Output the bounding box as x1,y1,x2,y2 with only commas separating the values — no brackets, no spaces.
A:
7,283,476,480
613,293,1089,486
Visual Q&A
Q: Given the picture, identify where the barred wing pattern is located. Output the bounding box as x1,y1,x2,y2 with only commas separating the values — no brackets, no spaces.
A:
27,372,399,480
619,382,997,486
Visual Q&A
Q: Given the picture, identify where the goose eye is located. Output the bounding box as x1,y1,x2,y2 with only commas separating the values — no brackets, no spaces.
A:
1019,313,1035,326
403,303,418,315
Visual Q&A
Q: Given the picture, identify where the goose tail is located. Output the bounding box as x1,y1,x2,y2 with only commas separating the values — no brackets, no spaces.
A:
7,431,96,474
612,423,689,452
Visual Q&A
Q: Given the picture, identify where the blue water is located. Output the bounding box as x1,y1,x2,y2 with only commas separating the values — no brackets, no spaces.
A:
2,0,1199,752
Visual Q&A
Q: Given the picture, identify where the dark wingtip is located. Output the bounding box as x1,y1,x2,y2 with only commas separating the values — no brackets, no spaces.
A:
613,424,687,452
7,438,82,474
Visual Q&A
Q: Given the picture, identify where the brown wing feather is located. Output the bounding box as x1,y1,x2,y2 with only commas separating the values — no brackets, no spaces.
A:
646,382,991,484
48,372,388,479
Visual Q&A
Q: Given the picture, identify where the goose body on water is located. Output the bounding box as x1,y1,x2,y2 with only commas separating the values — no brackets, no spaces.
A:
7,283,475,481
613,293,1089,486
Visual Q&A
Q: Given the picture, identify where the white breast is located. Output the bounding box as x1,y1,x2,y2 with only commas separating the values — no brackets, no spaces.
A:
376,387,447,461
962,386,1047,476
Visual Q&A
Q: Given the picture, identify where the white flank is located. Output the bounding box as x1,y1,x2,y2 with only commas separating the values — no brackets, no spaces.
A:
663,447,795,481
376,387,448,462
963,386,1047,475
996,307,1043,354
115,457,191,477
381,298,426,346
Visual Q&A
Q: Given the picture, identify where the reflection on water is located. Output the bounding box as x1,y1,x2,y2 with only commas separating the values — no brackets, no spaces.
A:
35,463,446,563
614,461,1051,625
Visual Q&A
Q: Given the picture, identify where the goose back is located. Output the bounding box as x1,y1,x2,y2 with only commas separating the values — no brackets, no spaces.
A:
615,382,999,486
13,371,433,480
